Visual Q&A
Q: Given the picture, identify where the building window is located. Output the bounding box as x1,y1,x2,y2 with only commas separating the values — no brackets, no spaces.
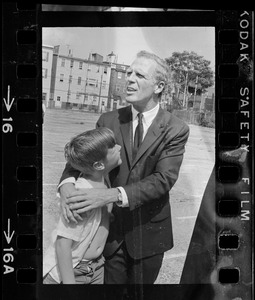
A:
60,74,64,82
79,62,83,70
42,51,49,62
70,60,74,68
78,77,82,85
42,93,47,101
76,92,80,100
117,72,122,79
102,81,106,89
116,85,120,92
88,78,96,86
57,96,61,101
61,58,65,67
104,67,108,74
42,68,48,78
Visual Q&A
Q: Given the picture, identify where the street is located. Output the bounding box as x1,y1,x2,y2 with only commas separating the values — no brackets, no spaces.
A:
42,108,215,284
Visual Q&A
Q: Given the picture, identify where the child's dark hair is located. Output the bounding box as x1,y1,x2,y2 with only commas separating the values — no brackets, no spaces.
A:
64,127,116,171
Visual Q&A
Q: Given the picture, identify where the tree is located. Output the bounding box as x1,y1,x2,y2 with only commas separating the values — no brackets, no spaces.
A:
165,51,214,108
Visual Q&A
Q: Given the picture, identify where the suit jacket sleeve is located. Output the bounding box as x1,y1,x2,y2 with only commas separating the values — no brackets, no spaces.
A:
59,162,80,185
124,123,189,211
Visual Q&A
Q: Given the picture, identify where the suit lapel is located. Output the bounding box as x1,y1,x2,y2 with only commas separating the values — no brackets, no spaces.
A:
132,108,166,166
119,106,133,167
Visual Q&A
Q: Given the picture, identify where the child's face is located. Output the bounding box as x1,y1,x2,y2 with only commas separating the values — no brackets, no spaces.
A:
104,144,122,172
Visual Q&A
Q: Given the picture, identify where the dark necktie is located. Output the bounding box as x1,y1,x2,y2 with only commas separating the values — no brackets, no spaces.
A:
133,113,144,160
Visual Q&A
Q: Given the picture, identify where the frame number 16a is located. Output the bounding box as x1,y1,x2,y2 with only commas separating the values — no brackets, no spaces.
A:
3,219,15,274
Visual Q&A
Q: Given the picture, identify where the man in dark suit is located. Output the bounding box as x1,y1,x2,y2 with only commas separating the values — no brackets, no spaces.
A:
58,50,190,284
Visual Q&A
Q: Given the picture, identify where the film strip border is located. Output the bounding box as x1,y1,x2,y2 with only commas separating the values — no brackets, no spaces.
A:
2,3,41,299
2,4,254,300
216,10,253,296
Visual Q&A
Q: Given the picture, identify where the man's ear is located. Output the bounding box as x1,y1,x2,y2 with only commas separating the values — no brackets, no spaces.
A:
93,161,105,170
154,81,165,95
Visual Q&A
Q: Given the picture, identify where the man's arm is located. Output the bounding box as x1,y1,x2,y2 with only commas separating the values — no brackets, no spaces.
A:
67,188,119,212
58,164,81,222
59,183,83,223
58,166,83,223
55,236,76,284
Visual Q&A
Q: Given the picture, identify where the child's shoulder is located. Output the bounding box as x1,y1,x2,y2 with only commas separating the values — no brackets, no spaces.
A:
86,179,108,189
75,177,93,189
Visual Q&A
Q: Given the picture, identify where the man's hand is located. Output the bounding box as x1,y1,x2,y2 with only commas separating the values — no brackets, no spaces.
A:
59,183,83,223
67,188,119,214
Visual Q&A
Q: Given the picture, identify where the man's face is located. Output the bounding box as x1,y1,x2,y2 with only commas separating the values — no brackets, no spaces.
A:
125,57,158,107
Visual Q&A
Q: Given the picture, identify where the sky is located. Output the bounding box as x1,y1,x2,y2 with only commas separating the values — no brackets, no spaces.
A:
43,27,215,69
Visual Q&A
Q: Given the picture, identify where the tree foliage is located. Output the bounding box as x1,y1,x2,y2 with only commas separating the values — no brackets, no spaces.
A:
165,51,214,94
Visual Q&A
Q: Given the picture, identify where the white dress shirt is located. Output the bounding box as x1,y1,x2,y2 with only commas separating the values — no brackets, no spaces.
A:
117,103,160,207
131,103,160,142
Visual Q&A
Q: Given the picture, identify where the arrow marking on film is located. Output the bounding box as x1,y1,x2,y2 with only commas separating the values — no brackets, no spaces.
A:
3,219,15,244
3,85,15,112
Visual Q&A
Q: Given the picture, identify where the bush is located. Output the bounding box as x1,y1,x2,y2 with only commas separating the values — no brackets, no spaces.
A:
198,112,215,128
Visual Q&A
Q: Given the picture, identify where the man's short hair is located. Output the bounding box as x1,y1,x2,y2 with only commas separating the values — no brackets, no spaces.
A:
64,127,116,172
136,50,170,88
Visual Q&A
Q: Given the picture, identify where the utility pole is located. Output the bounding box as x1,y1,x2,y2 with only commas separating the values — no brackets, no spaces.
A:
67,61,73,104
212,92,215,112
83,63,90,108
97,73,103,113
194,75,198,109
199,93,203,113
183,71,188,109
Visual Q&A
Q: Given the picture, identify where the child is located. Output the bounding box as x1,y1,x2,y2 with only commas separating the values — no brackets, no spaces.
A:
43,127,122,284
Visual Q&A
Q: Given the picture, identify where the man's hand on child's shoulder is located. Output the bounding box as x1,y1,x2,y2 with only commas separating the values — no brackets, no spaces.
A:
60,200,83,224
59,183,83,223
66,188,118,214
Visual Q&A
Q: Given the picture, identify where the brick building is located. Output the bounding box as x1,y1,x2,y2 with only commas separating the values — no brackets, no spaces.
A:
43,45,130,112
42,45,54,107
